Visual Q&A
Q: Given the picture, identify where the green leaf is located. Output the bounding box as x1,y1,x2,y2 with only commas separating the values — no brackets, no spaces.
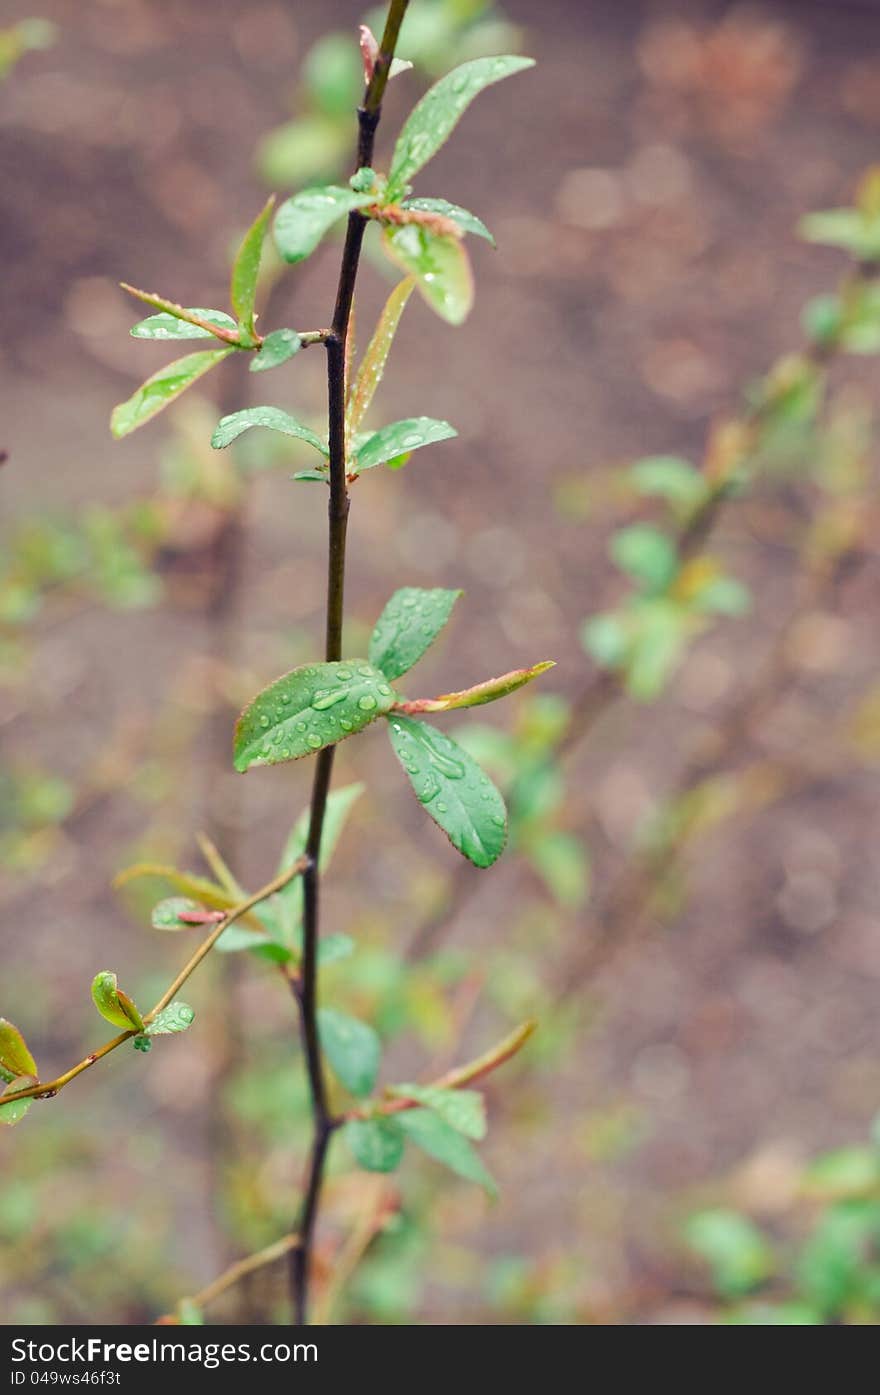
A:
347,278,415,437
234,660,394,772
0,1077,36,1127
274,185,375,264
582,611,628,668
318,1007,381,1097
344,1117,405,1173
111,350,233,439
90,971,144,1032
369,587,461,682
211,406,327,454
146,1001,195,1036
800,208,880,261
250,328,302,373
120,285,242,344
354,416,457,474
400,661,555,713
114,864,236,912
630,456,707,512
403,197,495,245
525,830,589,908
129,308,239,341
386,715,507,868
610,524,678,593
397,1107,497,1196
685,1209,774,1299
230,195,274,342
386,55,535,198
292,469,328,483
804,1147,879,1200
0,1019,37,1079
317,933,356,966
151,897,207,931
257,114,351,188
382,224,474,325
391,1085,486,1139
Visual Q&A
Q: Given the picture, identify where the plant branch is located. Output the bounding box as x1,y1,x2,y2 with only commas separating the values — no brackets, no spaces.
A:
0,858,307,1109
157,1232,300,1323
292,0,410,1328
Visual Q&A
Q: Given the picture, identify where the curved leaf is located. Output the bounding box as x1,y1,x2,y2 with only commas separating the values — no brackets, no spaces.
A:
0,1019,37,1079
211,406,327,454
230,195,274,341
234,660,394,772
369,587,461,681
397,661,555,713
91,971,144,1032
403,197,494,245
129,308,239,341
274,185,374,264
382,224,473,325
347,277,415,437
387,55,535,198
318,1008,381,1097
386,715,507,868
354,416,457,473
111,350,232,438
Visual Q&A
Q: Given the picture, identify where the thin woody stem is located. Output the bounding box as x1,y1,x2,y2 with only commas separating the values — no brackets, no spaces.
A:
0,859,307,1109
158,1233,301,1323
291,0,410,1329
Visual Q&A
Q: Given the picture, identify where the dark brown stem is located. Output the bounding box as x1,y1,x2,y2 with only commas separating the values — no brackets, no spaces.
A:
291,0,410,1328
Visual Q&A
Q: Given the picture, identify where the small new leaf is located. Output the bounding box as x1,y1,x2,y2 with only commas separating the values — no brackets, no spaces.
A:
147,1001,195,1036
345,1116,405,1173
0,1076,37,1127
250,328,302,373
318,1008,381,1097
230,195,274,342
274,185,375,264
369,587,461,681
403,198,495,246
396,661,555,714
354,417,457,474
386,715,507,868
234,660,394,772
382,224,473,325
91,971,144,1032
386,55,536,198
397,1107,497,1197
211,406,327,454
111,350,233,438
0,1018,37,1079
346,278,414,437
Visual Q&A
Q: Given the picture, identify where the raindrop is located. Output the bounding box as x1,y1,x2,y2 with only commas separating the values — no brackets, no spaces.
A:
259,715,270,728
402,433,423,448
312,689,347,710
357,666,374,677
427,748,465,779
492,815,505,828
336,667,352,680
295,721,307,732
358,694,377,711
307,734,322,749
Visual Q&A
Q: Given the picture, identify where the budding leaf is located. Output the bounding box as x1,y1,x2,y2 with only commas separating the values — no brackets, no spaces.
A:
147,1001,195,1036
318,1007,381,1097
120,285,242,343
230,195,274,342
91,971,144,1032
250,328,302,373
151,897,207,931
129,308,239,341
347,277,415,437
399,661,555,714
396,1107,498,1196
0,1076,37,1127
390,1085,486,1140
344,1116,405,1173
382,224,473,325
354,416,457,474
211,406,327,454
403,197,495,245
0,1018,37,1079
274,185,375,264
234,660,394,772
111,350,233,438
386,55,536,198
369,587,461,681
386,715,507,868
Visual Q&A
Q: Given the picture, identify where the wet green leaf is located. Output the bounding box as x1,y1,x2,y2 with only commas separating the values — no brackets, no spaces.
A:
382,224,473,325
610,524,678,593
354,416,457,474
129,309,239,341
369,587,461,681
402,661,555,713
390,1085,486,1139
386,55,535,197
397,1106,497,1196
347,278,415,436
211,406,327,454
230,195,274,342
151,897,206,931
0,1076,36,1127
274,185,374,264
250,328,302,373
0,1019,37,1079
318,1008,381,1097
147,1001,195,1036
91,971,144,1032
344,1116,405,1173
234,661,394,772
403,197,495,245
111,350,233,439
386,715,507,868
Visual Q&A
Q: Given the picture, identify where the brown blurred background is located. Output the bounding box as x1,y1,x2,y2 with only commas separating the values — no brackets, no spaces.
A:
3,0,880,1325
